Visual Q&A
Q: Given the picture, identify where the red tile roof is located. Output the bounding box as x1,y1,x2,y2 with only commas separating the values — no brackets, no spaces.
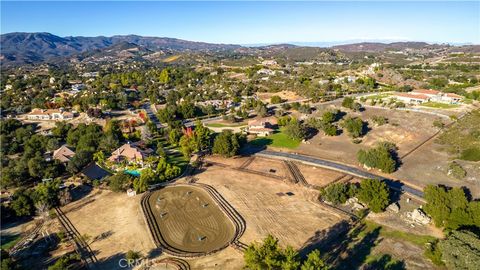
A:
395,93,430,100
412,89,440,95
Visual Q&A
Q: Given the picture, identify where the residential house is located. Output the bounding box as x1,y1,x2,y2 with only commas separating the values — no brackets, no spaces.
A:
108,141,154,166
26,108,75,121
53,145,76,163
261,59,278,66
247,118,278,137
393,93,430,104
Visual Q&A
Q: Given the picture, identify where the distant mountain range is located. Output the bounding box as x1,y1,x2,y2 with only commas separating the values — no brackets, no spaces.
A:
0,32,240,66
1,32,478,66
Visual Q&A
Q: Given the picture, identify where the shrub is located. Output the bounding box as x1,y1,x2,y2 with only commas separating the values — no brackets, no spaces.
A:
321,183,349,205
270,95,283,104
448,161,466,179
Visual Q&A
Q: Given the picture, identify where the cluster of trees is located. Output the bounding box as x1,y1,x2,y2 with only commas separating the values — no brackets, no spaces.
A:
179,122,213,158
320,179,390,213
212,130,245,157
244,235,328,270
7,180,63,219
307,110,342,136
342,97,361,111
1,119,65,188
357,142,398,173
423,185,480,230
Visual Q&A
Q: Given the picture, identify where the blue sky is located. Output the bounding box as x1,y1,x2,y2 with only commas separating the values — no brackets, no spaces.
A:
1,1,479,45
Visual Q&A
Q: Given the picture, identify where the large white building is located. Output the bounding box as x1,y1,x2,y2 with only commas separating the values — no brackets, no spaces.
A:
393,89,463,104
26,108,74,121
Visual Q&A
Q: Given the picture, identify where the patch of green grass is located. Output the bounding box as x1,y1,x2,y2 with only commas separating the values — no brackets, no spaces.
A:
460,147,480,161
421,102,459,109
1,234,21,250
365,221,436,246
250,130,301,149
206,122,247,128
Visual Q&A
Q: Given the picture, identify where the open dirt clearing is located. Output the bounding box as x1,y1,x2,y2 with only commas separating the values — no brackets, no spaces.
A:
147,185,235,254
195,165,348,249
243,157,290,178
257,90,302,103
294,163,346,187
297,106,441,165
62,189,154,269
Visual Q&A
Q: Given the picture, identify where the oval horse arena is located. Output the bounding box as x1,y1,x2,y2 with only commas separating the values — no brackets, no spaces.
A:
142,184,245,257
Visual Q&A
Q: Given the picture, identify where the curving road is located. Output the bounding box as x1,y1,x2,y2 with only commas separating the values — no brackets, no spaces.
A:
256,150,425,198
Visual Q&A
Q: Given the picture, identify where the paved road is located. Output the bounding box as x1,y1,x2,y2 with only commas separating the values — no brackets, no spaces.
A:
142,102,162,128
257,150,425,198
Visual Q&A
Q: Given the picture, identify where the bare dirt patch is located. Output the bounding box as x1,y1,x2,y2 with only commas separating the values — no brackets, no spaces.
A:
257,90,302,103
62,189,155,268
243,157,290,178
195,165,348,249
295,163,345,187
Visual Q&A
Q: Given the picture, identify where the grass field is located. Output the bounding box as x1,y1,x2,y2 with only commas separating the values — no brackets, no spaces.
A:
363,221,436,247
147,185,235,254
420,102,459,109
250,130,301,149
437,109,480,161
163,55,181,62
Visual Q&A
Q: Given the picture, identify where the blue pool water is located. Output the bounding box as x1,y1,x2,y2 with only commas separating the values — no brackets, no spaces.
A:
124,169,141,177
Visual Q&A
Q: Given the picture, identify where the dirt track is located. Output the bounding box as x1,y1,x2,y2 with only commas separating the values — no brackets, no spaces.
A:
147,186,235,254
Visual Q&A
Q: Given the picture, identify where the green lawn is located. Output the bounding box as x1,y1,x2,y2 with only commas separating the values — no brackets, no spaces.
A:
250,130,301,149
421,102,459,109
206,122,247,128
364,221,436,246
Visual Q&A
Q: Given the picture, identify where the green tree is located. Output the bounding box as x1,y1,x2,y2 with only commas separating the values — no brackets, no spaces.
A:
244,235,284,270
357,142,397,173
11,189,34,216
301,250,328,270
357,179,390,213
212,130,241,158
439,230,480,270
341,117,365,138
159,69,170,84
282,246,301,270
321,183,349,205
270,95,283,104
284,118,307,141
107,172,132,192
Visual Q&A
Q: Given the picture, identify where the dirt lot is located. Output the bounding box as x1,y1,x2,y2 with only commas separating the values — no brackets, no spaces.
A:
243,157,290,178
296,105,442,165
62,188,155,269
257,90,302,103
204,155,250,168
147,185,235,254
194,165,348,249
294,163,345,187
393,139,480,197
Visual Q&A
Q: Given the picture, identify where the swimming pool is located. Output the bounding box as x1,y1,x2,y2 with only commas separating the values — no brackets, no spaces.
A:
124,169,141,177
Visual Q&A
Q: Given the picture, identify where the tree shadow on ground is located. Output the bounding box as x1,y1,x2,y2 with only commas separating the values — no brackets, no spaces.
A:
70,184,93,202
95,252,127,269
298,220,351,259
146,248,163,259
363,254,406,270
336,226,382,270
